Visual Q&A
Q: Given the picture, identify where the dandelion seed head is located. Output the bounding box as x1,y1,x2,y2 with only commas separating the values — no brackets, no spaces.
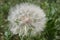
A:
8,3,47,36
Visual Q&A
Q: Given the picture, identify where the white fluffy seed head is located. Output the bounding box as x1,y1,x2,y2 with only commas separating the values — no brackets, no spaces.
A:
8,3,47,36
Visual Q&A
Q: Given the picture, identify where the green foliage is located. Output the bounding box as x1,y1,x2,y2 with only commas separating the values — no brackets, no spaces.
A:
0,0,60,40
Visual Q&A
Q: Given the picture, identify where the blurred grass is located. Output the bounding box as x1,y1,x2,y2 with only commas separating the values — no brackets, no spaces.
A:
0,0,60,40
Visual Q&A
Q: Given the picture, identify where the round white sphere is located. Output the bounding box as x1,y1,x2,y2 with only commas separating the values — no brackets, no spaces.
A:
8,3,47,36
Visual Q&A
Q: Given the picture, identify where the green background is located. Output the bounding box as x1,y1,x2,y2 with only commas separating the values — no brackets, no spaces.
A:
0,0,60,40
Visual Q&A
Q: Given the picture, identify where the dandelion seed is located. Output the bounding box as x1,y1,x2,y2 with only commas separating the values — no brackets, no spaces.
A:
8,3,47,36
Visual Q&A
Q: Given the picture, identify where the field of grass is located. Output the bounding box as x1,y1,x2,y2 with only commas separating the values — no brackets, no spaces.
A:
0,0,60,40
